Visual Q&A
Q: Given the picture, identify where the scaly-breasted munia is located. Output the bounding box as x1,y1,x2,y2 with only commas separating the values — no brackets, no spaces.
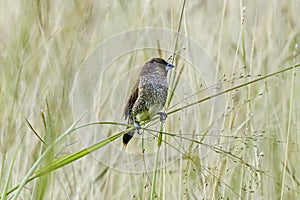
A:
123,58,174,145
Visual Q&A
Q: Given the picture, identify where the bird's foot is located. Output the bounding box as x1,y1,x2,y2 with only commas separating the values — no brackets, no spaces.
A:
133,117,142,135
157,112,167,123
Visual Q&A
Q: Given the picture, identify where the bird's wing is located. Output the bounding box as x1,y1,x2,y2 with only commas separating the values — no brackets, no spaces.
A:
124,79,139,120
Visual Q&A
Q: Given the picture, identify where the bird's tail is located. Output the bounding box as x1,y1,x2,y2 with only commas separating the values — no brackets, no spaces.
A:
123,130,134,146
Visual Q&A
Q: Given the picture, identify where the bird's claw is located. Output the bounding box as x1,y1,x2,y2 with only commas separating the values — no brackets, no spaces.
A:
157,112,167,123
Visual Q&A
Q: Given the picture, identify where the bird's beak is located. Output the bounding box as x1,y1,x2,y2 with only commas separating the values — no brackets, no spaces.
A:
166,62,175,71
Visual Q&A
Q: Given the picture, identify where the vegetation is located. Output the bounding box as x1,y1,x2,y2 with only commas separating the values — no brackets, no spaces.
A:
0,1,299,199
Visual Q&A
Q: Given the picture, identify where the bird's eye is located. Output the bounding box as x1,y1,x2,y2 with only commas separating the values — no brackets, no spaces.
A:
167,62,174,67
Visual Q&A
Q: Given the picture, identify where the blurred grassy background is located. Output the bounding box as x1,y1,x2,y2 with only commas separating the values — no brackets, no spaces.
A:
0,0,300,199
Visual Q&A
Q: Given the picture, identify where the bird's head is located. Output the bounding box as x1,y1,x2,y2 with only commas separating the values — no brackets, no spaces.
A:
143,58,174,76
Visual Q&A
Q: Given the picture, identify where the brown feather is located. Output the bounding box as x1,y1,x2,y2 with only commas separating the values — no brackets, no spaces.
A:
124,79,139,120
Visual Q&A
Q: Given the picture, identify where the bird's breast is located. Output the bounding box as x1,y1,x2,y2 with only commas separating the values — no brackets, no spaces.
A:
133,75,169,121
148,103,164,118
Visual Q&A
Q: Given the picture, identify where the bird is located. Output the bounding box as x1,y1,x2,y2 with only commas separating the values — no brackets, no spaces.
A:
123,57,175,146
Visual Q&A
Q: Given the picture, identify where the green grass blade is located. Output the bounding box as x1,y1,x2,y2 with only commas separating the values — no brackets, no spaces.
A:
32,131,124,178
0,151,17,200
10,114,84,200
5,121,132,198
